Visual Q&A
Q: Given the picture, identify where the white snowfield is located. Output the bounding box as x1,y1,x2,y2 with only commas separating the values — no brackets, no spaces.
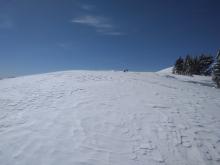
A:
0,70,220,165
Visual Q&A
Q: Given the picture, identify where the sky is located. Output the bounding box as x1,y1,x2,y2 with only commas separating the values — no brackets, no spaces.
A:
0,0,220,77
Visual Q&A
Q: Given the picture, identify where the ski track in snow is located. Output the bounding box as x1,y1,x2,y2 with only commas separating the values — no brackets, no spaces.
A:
0,70,220,165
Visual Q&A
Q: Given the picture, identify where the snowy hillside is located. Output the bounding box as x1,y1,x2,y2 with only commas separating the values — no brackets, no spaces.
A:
0,70,220,165
157,67,173,74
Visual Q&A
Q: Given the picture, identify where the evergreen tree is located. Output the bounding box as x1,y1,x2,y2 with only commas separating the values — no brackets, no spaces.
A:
212,50,220,88
198,54,214,75
173,57,184,74
184,55,193,75
173,53,214,76
191,56,200,75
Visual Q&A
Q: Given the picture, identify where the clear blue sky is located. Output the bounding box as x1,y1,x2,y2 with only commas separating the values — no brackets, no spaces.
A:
0,0,220,76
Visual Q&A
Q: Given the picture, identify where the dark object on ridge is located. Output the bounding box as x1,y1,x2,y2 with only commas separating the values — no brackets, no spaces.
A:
123,69,128,72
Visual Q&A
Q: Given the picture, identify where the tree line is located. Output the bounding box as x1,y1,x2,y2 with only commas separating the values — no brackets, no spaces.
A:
173,50,220,88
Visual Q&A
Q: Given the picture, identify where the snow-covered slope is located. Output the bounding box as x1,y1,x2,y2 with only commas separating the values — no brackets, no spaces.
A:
0,70,220,165
157,67,173,74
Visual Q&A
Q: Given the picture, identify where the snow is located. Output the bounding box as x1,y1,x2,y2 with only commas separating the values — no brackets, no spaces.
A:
0,70,220,165
157,67,173,74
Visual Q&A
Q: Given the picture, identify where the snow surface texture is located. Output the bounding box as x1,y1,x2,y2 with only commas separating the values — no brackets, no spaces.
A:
0,70,220,165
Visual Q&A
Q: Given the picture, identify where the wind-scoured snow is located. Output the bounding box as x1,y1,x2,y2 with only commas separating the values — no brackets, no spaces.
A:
0,70,220,165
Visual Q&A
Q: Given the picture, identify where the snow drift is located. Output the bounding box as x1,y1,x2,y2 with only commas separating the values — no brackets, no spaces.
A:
0,70,220,165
